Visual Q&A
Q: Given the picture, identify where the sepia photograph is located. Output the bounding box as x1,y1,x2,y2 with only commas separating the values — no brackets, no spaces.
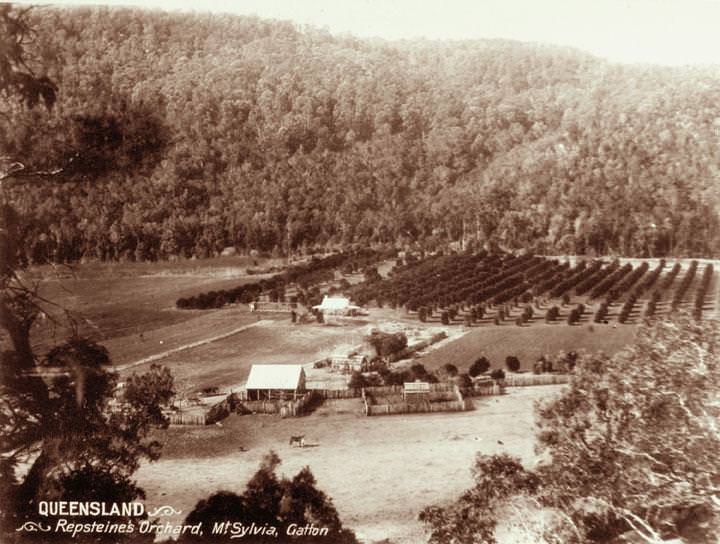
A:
1,1,719,543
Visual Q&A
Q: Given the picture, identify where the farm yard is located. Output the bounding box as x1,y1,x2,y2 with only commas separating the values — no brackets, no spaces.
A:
10,250,720,543
86,251,717,543
139,386,563,544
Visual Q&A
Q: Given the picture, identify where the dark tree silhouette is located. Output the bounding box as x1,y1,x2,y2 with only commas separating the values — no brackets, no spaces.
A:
469,357,490,377
179,452,358,544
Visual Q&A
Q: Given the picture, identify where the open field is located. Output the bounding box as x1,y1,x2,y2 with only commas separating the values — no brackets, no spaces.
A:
139,385,565,544
121,320,369,393
22,259,278,355
418,322,638,373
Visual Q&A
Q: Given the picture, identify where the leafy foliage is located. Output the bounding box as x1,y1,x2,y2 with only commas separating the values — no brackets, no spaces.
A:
469,357,490,376
0,337,175,541
535,315,720,542
504,356,520,372
419,455,541,544
422,316,720,543
0,5,57,110
1,6,719,261
366,330,408,358
180,451,357,543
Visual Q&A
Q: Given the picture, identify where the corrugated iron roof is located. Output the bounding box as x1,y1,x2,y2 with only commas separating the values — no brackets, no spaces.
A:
313,295,350,310
245,364,304,390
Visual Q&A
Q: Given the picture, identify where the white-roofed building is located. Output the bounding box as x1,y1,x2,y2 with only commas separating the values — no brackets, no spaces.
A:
245,364,306,400
312,295,366,316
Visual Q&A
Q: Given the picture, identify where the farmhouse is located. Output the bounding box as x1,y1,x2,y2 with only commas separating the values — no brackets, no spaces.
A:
245,364,306,400
312,295,365,316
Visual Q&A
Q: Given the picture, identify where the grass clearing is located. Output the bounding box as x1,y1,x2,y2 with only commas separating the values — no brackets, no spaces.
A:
122,320,368,393
418,322,637,373
26,270,274,355
140,386,564,544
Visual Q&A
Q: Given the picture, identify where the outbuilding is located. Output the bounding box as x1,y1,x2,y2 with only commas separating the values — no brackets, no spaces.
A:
245,364,307,400
312,295,365,317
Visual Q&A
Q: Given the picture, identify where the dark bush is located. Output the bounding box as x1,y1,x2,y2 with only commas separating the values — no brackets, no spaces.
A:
366,331,408,357
469,357,490,377
490,368,506,381
505,356,521,372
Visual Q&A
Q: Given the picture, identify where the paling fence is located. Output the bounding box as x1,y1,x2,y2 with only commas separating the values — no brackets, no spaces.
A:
167,375,556,425
236,391,319,418
361,383,478,416
253,301,298,313
310,388,363,399
467,383,505,396
167,412,207,425
502,373,570,387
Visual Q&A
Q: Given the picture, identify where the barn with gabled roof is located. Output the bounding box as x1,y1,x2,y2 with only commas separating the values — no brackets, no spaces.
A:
245,364,306,400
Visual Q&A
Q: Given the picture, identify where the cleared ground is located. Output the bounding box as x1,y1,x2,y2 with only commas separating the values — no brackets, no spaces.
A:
418,322,637,373
122,320,369,393
138,385,564,544
22,256,280,354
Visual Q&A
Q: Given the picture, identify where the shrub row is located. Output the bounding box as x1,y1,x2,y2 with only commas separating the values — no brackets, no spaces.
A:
617,292,638,324
634,260,665,294
532,261,573,296
589,262,632,299
660,262,682,290
594,301,609,323
177,249,379,309
645,290,661,318
575,260,619,296
550,260,601,298
693,263,713,320
607,262,648,302
567,303,585,325
671,260,698,309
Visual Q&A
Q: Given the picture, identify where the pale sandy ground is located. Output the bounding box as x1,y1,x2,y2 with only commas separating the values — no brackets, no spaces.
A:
137,385,564,544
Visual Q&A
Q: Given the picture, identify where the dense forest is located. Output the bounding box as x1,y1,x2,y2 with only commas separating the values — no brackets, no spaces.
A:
2,5,720,262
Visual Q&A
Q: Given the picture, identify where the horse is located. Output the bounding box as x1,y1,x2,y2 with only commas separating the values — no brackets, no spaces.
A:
289,435,305,448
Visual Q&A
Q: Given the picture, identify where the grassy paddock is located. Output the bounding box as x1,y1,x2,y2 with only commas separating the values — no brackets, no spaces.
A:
22,255,285,280
26,270,271,355
121,320,367,394
141,386,564,544
418,323,637,373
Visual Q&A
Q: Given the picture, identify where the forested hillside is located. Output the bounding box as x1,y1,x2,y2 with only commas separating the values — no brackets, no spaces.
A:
2,5,720,262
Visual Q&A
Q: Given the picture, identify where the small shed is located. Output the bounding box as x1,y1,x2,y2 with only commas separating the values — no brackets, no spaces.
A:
245,364,306,400
330,354,369,373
